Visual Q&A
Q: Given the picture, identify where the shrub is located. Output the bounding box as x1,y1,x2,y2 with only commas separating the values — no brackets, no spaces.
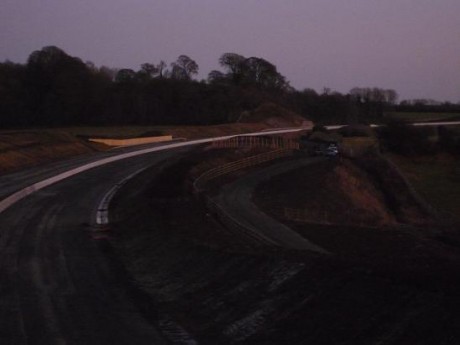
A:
377,122,434,155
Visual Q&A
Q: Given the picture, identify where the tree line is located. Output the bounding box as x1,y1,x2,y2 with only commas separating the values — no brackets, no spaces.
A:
1,46,459,128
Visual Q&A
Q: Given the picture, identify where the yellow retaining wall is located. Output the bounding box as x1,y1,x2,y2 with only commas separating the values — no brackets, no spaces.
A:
89,135,173,147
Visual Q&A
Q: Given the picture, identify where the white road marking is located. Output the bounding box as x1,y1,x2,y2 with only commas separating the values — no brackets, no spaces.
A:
0,128,308,215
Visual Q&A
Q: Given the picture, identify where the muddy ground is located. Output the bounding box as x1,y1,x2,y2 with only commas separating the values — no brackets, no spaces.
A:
110,147,460,344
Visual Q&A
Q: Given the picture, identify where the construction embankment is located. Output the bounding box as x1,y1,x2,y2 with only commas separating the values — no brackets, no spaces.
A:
109,147,460,345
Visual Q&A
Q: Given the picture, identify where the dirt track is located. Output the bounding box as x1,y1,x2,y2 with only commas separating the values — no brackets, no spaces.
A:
215,157,329,253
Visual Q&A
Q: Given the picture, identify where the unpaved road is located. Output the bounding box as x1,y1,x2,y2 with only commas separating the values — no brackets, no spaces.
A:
215,157,330,254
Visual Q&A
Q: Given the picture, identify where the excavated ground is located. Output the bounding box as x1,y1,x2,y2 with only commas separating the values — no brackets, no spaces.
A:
0,130,103,175
109,147,460,344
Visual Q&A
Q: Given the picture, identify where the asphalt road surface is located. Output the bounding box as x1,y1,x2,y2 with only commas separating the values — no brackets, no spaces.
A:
0,127,311,345
0,146,193,345
0,140,184,201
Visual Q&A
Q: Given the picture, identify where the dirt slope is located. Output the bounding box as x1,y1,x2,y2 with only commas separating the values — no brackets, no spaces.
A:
239,103,312,128
255,158,397,226
110,149,460,344
0,131,100,175
0,123,269,175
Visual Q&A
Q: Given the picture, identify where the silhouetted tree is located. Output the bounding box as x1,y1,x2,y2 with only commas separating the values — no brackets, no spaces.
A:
7,46,455,130
349,87,399,120
219,53,246,84
115,69,136,83
0,61,30,127
207,70,226,84
137,63,159,81
25,45,102,125
170,55,198,80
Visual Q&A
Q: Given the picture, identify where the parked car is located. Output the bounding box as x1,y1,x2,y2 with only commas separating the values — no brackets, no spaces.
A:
325,143,339,156
314,143,338,156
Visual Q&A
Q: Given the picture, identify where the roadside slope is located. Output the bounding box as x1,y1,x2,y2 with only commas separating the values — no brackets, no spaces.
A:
109,149,460,344
0,130,101,175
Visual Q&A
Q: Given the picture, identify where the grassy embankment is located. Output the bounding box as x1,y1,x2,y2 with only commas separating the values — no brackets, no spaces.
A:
384,124,460,221
388,153,460,221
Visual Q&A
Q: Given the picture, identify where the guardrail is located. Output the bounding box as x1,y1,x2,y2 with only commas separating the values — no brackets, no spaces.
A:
194,149,293,191
0,128,307,215
193,149,296,247
211,136,299,150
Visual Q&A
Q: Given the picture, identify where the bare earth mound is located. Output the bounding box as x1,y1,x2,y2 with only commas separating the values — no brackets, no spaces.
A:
0,131,100,175
239,103,312,128
255,158,396,226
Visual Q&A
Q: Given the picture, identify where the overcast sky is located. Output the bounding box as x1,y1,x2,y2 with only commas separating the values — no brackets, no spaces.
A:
1,0,459,102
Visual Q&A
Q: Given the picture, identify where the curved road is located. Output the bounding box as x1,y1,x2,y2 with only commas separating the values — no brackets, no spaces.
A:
0,127,310,344
0,146,192,345
215,157,330,254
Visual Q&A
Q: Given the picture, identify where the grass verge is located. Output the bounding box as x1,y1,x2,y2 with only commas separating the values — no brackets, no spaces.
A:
387,153,460,220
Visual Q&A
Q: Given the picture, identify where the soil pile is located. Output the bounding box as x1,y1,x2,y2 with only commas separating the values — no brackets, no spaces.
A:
255,158,396,226
162,123,268,140
255,155,437,227
0,131,100,175
239,103,312,128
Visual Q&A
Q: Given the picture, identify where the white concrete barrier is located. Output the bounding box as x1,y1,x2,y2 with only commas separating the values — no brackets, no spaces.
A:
0,127,307,214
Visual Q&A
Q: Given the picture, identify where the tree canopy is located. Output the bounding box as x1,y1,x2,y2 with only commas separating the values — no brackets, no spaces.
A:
1,46,456,129
212,53,289,91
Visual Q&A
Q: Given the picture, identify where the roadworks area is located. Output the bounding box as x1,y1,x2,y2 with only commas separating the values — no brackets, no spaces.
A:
0,123,269,176
108,145,460,345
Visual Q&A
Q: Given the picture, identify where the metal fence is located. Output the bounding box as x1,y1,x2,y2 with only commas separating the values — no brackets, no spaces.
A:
193,149,296,247
211,136,299,150
194,149,293,191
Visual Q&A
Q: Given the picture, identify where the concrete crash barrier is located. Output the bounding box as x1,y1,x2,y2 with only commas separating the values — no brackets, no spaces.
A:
89,135,173,147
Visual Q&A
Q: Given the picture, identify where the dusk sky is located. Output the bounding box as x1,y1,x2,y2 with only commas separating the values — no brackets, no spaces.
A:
1,0,459,102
